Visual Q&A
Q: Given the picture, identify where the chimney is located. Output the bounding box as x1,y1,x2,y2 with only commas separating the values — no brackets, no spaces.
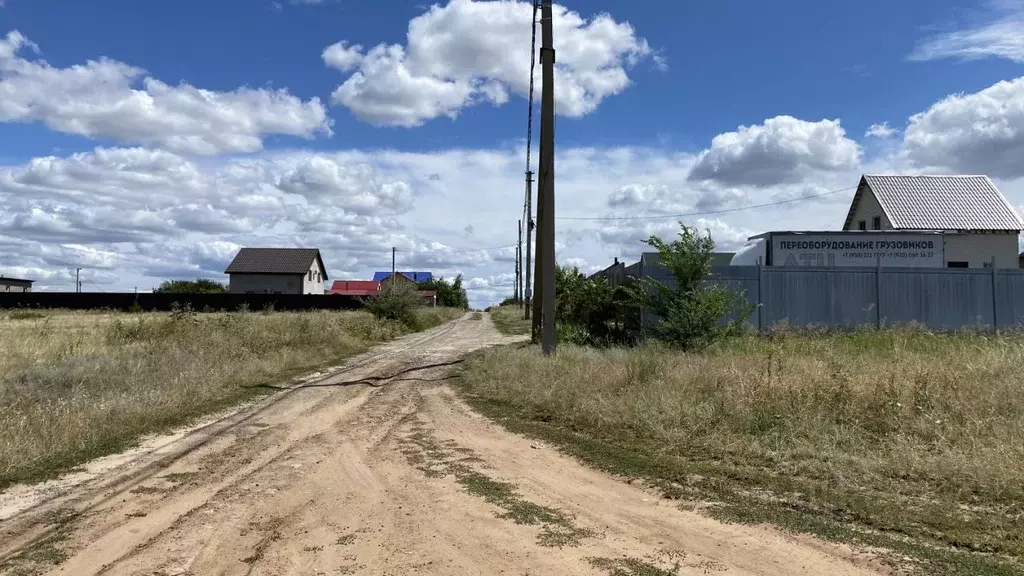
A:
614,257,619,265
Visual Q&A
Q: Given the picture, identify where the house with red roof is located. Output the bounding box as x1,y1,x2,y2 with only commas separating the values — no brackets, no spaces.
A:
327,280,381,296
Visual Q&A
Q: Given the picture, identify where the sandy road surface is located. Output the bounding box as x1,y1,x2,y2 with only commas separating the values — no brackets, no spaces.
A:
0,314,884,576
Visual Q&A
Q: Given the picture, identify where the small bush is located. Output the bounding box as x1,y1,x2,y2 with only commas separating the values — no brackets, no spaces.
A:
364,284,421,329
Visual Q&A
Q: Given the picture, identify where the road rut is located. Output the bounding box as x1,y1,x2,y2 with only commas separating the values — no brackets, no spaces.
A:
0,314,884,575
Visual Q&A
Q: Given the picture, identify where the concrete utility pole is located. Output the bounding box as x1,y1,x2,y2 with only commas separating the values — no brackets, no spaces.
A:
516,219,523,305
391,247,396,292
524,171,533,320
537,0,556,354
531,187,543,340
76,267,81,293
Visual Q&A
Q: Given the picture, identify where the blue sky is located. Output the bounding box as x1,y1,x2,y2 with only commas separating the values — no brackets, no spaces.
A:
1,0,1023,306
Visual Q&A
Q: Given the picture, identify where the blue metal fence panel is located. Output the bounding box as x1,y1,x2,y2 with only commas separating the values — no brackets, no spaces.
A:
880,268,994,329
995,270,1024,328
639,264,1024,332
762,268,878,329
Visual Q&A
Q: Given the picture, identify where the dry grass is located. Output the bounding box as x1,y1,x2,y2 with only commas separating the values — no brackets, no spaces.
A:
488,305,530,336
457,330,1024,575
0,307,461,489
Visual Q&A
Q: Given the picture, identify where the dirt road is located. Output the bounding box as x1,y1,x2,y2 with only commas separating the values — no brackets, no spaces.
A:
0,314,884,576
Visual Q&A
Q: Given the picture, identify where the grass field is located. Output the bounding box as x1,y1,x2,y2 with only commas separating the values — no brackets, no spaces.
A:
0,307,461,490
457,330,1024,575
488,305,530,336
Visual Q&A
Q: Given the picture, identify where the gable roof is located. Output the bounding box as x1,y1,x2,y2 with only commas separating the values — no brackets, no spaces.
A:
843,175,1024,231
225,248,327,279
0,276,33,284
372,271,433,284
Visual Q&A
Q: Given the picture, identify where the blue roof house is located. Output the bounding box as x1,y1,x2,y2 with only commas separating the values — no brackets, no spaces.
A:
372,271,434,284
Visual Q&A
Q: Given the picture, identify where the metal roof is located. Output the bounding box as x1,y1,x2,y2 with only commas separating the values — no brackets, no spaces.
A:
328,280,380,295
225,248,327,278
0,276,34,284
372,271,433,284
845,175,1024,231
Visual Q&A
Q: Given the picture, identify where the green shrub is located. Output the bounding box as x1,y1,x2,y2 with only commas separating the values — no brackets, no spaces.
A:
632,224,754,350
364,284,421,329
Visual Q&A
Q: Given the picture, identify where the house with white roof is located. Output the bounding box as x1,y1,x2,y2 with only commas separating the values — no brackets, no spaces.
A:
842,175,1024,269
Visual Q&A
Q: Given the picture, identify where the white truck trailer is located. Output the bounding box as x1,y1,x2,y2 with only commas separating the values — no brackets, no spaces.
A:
730,231,948,268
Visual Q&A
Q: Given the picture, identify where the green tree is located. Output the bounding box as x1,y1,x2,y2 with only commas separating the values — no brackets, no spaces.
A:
632,224,754,350
421,275,470,309
551,264,632,346
154,279,226,294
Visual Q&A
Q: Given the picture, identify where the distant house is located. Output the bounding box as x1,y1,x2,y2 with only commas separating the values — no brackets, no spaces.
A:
588,258,639,286
373,271,433,290
328,280,381,296
224,248,327,295
419,290,437,307
0,276,33,293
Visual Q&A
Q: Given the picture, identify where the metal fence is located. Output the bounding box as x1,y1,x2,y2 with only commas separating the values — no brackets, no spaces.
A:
640,265,1024,331
0,292,363,312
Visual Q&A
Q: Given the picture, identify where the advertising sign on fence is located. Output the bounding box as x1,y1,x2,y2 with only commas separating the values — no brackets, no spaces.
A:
770,233,944,267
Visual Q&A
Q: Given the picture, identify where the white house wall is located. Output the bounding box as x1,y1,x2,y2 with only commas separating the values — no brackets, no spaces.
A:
845,189,891,231
943,233,1020,269
302,259,325,294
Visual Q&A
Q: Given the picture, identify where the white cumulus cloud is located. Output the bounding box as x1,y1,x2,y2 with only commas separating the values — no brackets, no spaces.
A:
866,122,896,138
322,41,364,71
688,116,861,187
902,76,1024,179
325,0,656,127
0,30,332,155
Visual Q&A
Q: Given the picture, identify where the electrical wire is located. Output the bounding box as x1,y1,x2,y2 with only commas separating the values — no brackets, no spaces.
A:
555,185,857,221
524,1,539,181
394,243,517,255
521,1,540,240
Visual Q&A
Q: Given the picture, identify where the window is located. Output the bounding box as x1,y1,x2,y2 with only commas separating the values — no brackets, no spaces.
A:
309,270,313,281
872,216,881,230
858,220,866,230
947,261,968,268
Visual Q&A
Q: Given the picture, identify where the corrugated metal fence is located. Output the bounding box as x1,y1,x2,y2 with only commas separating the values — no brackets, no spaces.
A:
641,265,1024,331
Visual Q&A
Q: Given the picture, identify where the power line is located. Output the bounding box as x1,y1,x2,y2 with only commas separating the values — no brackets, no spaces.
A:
394,243,517,255
522,0,540,319
555,185,857,221
524,0,539,184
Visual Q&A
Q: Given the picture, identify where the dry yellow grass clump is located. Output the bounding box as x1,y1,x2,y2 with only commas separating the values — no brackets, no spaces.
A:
458,330,1024,574
0,307,460,489
488,305,530,336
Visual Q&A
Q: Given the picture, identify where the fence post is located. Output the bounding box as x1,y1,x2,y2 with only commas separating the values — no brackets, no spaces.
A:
992,256,999,330
875,255,882,330
757,259,764,332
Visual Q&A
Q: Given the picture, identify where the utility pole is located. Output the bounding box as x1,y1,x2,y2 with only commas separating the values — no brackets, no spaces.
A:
76,267,81,293
517,219,523,305
537,0,556,354
391,247,396,292
531,184,544,340
524,171,533,320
